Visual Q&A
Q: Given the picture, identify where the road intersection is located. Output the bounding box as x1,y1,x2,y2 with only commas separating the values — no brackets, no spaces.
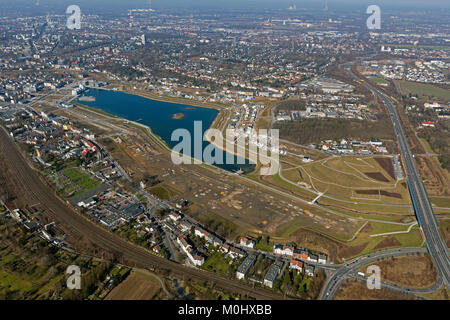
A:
320,63,449,300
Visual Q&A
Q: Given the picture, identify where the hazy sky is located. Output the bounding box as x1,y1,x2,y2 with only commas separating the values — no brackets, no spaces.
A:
2,0,449,12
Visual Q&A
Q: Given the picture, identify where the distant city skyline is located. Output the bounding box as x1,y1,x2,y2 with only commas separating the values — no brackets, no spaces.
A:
2,0,450,11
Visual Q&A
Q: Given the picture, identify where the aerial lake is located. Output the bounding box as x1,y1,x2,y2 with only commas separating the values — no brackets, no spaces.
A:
77,89,254,173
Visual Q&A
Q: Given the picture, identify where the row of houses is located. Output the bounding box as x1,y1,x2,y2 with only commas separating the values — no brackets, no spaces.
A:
166,212,246,262
273,244,327,265
289,259,315,277
177,234,205,266
194,225,246,259
319,139,388,155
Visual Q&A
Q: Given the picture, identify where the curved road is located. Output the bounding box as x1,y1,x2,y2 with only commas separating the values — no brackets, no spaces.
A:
320,247,440,299
321,63,450,300
344,63,449,285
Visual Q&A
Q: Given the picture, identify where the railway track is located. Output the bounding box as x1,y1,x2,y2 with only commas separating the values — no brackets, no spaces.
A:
0,126,286,300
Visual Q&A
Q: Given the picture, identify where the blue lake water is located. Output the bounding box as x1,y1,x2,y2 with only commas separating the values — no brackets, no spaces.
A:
77,89,255,173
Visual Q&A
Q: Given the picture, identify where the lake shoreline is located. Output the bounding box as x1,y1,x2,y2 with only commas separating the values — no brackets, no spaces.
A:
77,89,255,173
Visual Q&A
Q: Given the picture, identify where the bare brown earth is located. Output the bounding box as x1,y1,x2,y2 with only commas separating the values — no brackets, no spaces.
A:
106,271,162,300
347,62,449,197
415,156,450,197
361,222,373,233
373,236,402,250
374,157,396,180
438,220,450,248
364,172,390,183
356,190,402,199
362,254,438,289
339,242,369,260
393,95,450,197
335,280,416,300
396,95,426,155
290,228,368,263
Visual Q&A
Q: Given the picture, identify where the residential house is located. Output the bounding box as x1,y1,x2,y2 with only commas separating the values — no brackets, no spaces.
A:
240,237,255,249
264,261,283,288
318,254,328,265
274,244,294,256
221,243,230,254
153,245,161,253
305,264,315,277
178,219,193,233
308,254,318,263
228,246,245,259
293,249,309,261
289,259,303,272
236,254,257,280
169,211,182,222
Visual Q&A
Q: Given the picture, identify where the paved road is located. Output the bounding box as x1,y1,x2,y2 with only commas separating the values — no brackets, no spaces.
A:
343,64,449,288
320,64,450,300
321,247,431,299
346,275,429,300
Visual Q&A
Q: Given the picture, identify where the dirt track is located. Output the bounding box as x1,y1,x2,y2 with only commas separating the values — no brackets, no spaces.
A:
0,126,286,300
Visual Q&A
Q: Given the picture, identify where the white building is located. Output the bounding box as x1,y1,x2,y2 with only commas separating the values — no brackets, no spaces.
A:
240,237,255,249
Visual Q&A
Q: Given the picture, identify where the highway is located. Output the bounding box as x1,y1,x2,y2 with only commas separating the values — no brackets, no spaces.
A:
321,63,450,299
4,83,448,300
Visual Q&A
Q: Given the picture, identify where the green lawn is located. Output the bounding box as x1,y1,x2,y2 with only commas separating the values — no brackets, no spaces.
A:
201,252,234,275
254,241,274,252
369,77,389,85
420,138,435,154
149,185,178,200
62,167,101,196
431,197,450,208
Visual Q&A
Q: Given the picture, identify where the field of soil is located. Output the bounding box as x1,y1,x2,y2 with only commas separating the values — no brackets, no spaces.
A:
374,157,396,180
274,117,395,147
281,156,411,209
335,280,416,300
361,254,438,289
373,236,402,250
289,228,368,262
356,190,402,199
438,220,450,248
364,172,389,183
415,156,450,197
105,271,162,300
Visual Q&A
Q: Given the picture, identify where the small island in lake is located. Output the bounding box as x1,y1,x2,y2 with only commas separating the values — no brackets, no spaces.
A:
78,96,96,102
172,113,185,119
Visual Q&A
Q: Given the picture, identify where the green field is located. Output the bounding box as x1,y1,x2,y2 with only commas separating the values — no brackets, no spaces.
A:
149,184,178,200
398,80,450,100
384,44,450,50
345,224,424,259
431,197,450,208
201,252,235,276
369,77,389,85
420,138,435,154
62,167,101,196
